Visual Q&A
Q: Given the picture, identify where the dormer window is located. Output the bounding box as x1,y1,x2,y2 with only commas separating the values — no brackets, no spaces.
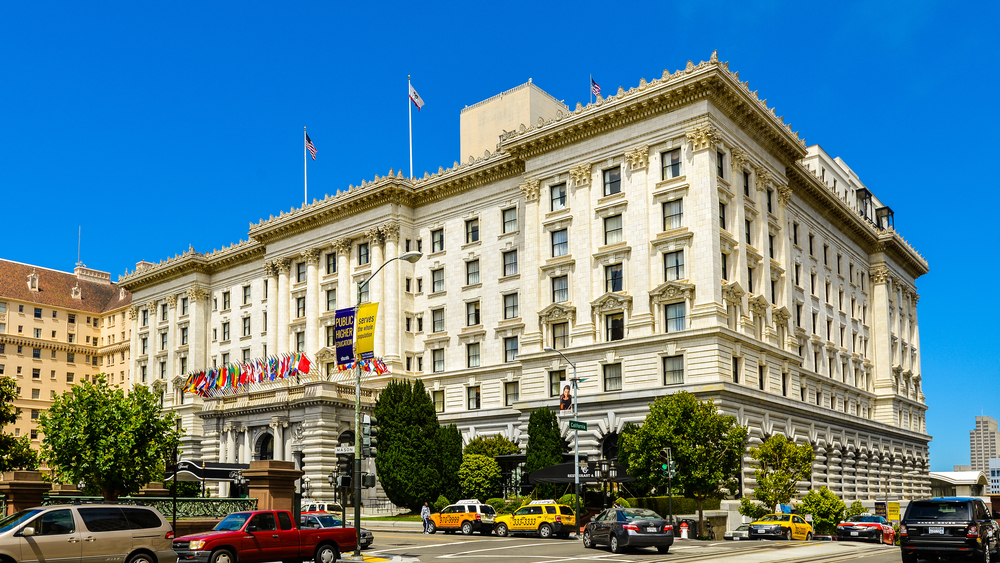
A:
27,272,39,292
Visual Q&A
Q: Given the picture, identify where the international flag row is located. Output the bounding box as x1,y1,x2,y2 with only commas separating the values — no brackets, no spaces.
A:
183,352,312,397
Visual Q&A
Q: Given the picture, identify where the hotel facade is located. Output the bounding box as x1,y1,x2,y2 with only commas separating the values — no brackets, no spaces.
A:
119,52,930,502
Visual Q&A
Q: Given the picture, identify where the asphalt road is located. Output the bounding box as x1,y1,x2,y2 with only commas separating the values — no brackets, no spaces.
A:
362,530,904,563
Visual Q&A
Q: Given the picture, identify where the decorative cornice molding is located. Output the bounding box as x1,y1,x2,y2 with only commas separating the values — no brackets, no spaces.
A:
569,163,591,187
686,123,721,151
624,145,649,170
520,178,540,202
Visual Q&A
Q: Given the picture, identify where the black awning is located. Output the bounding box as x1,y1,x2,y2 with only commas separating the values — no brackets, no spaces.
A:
165,460,250,482
528,460,634,484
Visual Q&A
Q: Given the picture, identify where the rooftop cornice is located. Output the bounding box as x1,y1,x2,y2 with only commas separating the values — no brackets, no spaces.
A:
118,240,265,291
499,51,808,164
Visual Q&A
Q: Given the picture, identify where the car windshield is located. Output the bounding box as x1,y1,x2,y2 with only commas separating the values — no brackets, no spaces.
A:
736,525,749,531
481,505,496,515
316,515,342,527
756,515,790,522
0,510,43,533
908,502,970,521
215,513,252,531
622,509,662,520
847,515,881,523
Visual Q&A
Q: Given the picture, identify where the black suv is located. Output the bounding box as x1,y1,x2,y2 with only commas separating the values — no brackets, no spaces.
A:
900,497,999,563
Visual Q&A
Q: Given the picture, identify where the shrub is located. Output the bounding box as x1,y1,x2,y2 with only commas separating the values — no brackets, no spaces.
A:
458,454,502,501
433,495,450,513
503,497,527,514
486,498,506,514
558,493,578,508
614,497,631,508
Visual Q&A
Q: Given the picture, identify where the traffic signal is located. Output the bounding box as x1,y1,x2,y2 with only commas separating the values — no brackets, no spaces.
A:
668,460,677,480
337,453,353,476
337,474,352,488
660,449,670,477
361,473,376,488
362,414,379,458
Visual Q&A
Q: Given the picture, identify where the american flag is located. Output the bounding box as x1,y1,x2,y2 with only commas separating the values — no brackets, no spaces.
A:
305,133,317,160
591,77,601,96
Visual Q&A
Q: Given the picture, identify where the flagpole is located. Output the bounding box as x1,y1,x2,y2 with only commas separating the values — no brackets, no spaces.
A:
408,75,414,180
590,74,593,105
304,126,308,206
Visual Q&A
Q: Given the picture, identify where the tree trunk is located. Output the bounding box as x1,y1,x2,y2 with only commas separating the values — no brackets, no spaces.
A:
697,497,704,538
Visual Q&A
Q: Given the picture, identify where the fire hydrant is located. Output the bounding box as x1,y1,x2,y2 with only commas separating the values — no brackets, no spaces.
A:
680,521,689,539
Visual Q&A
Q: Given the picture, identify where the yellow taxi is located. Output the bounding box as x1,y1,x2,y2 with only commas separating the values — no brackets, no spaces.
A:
494,499,577,539
427,499,497,535
747,513,814,541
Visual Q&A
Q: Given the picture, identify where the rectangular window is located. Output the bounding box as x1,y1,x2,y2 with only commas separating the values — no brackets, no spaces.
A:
748,266,754,293
243,285,251,305
795,264,801,286
603,363,622,392
432,268,445,293
759,365,766,391
326,289,336,311
718,202,726,230
139,310,146,326
664,250,684,281
552,322,568,349
433,390,444,413
808,234,814,255
432,309,445,333
32,368,40,379
552,276,568,303
603,166,621,196
433,349,445,373
549,370,566,397
326,252,337,274
768,235,775,259
296,331,305,352
466,260,480,285
550,183,567,211
504,337,518,363
502,207,518,233
743,171,750,196
222,352,230,365
770,280,777,304
467,301,480,326
181,357,188,374
358,281,369,304
504,293,519,319
32,348,40,359
223,291,231,310
605,264,623,292
796,304,802,326
606,313,624,341
467,386,480,409
160,361,166,378
837,255,842,275
662,148,681,179
716,151,725,178
160,333,167,350
160,303,168,319
181,327,188,345
33,328,40,338
793,223,799,245
33,307,41,319
416,355,423,371
505,382,519,406
467,342,480,368
665,302,685,333
431,229,445,252
604,214,623,245
222,322,230,341
823,245,829,266
465,219,479,244
767,189,774,213
295,262,306,283
242,317,251,337
745,219,752,246
417,316,423,332
181,297,189,315
503,250,518,276
296,296,306,318
326,325,335,347
358,243,370,265
140,338,147,355
732,356,740,383
551,229,568,257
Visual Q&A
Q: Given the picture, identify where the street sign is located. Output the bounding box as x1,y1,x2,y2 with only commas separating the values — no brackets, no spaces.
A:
334,446,356,454
568,420,587,431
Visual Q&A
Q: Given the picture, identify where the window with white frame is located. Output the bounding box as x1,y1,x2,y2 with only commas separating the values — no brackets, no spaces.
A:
603,166,621,196
502,207,517,233
358,243,370,265
663,355,683,384
243,285,251,305
662,148,681,179
503,293,519,319
327,288,336,311
552,322,568,349
552,276,568,303
664,251,684,281
432,268,445,293
665,302,685,333
433,390,444,412
550,183,567,211
604,214,623,245
242,317,250,337
467,385,480,409
296,331,304,352
432,308,445,333
719,202,726,230
549,370,566,397
606,313,624,341
326,326,335,347
465,219,479,244
504,337,518,363
467,343,480,368
603,363,622,391
326,252,337,274
296,262,306,283
466,260,480,285
663,200,683,231
503,250,518,276
296,296,306,317
505,382,519,406
605,264,623,292
431,229,445,252
433,349,445,372
551,229,568,257
358,281,369,303
181,297,189,315
466,301,480,326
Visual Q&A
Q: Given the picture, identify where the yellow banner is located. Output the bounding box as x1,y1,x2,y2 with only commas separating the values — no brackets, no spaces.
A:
887,502,900,522
355,302,379,360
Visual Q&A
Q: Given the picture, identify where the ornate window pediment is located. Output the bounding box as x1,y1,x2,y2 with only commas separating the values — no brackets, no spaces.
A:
591,292,632,314
649,281,694,305
651,229,693,253
722,281,745,304
458,328,487,344
593,244,631,266
540,257,575,276
747,294,770,316
772,306,792,326
315,347,337,362
539,303,577,324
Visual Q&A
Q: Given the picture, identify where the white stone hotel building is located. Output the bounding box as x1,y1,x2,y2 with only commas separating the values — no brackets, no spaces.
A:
119,52,930,501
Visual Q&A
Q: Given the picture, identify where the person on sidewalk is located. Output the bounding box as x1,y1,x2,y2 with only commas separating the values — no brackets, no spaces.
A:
420,502,432,534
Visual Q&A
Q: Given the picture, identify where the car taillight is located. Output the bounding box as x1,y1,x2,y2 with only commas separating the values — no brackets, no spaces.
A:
165,531,174,540
623,524,639,531
665,525,673,531
899,524,907,537
475,513,481,521
968,525,979,538
555,515,561,522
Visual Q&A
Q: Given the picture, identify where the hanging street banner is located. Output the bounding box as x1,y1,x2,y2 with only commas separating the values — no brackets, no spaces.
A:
335,307,357,365
355,302,379,360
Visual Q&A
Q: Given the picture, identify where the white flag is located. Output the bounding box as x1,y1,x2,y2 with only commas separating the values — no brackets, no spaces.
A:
409,83,425,111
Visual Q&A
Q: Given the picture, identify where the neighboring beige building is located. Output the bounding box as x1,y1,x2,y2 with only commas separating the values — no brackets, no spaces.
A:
971,416,1000,472
120,51,931,502
0,260,132,448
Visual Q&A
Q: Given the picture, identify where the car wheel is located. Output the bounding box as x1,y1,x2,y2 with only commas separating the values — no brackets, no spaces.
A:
539,523,553,538
582,531,594,548
496,523,509,537
462,521,474,535
784,528,792,541
805,532,813,541
610,534,624,554
210,550,235,563
656,546,670,554
427,521,437,534
127,553,154,563
314,544,338,563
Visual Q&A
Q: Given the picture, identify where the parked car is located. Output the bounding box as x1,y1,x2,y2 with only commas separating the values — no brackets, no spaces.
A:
724,525,750,541
494,500,576,539
300,514,373,549
301,503,343,515
0,504,177,563
900,497,999,563
173,510,355,563
747,514,813,541
427,499,496,535
837,514,894,544
581,507,674,554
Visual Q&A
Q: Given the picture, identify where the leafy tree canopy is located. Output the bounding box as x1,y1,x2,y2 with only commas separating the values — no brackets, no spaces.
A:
373,379,442,510
458,454,502,501
799,487,847,535
740,434,814,517
525,407,563,499
436,424,463,502
464,434,520,458
38,375,180,499
0,377,39,472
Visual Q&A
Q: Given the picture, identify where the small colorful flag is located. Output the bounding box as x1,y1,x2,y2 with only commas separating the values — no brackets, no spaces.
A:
305,133,317,160
591,77,601,96
409,83,425,111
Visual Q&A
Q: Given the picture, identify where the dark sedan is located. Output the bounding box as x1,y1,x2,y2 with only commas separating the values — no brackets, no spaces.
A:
582,508,674,554
300,514,374,549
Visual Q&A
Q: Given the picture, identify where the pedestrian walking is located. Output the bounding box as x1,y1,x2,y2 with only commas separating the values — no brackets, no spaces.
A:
420,502,432,534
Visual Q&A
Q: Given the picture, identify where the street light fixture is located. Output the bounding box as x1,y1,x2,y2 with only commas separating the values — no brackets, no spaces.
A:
302,476,311,499
544,346,584,535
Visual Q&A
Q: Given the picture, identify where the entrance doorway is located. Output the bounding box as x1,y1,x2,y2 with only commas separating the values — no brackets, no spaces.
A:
257,433,274,461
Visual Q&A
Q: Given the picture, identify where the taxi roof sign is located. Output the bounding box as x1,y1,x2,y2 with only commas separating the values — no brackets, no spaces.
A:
456,499,483,504
528,499,557,505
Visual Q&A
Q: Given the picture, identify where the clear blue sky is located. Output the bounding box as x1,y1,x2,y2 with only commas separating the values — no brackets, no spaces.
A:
1,1,995,471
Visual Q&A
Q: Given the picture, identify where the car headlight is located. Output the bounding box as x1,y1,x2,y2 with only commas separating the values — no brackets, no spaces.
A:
189,540,206,550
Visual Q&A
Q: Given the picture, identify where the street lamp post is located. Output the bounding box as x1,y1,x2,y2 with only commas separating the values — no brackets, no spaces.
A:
544,347,582,536
350,250,421,558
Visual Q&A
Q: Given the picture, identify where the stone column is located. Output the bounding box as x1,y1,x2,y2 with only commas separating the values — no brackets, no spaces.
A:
265,262,279,355
685,124,726,330
127,305,140,385
277,260,290,354
242,426,250,463
166,295,177,403
520,178,543,352
245,460,303,512
383,223,401,362
367,227,386,356
227,428,237,466
0,471,52,516
870,267,894,425
333,239,352,308
303,249,321,358
272,420,285,462
624,147,653,336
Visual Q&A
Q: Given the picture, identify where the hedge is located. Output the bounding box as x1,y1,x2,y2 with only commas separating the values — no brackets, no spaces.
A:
625,496,720,516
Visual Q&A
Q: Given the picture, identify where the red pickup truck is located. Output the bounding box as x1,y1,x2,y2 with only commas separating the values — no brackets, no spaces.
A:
173,510,356,563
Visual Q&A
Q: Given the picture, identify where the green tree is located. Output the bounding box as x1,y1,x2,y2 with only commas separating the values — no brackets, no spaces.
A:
458,454,502,500
619,391,747,536
373,379,442,510
436,424,464,502
0,377,40,471
845,500,868,519
799,487,846,535
464,434,520,458
616,422,650,493
739,434,814,518
525,407,563,499
38,374,180,499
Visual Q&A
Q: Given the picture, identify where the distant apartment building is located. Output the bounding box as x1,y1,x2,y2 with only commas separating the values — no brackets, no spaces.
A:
989,458,1000,495
970,416,1000,472
0,259,132,447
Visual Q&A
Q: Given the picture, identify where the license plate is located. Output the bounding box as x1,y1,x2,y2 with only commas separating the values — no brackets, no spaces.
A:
929,527,945,535
647,527,658,532
850,531,858,536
